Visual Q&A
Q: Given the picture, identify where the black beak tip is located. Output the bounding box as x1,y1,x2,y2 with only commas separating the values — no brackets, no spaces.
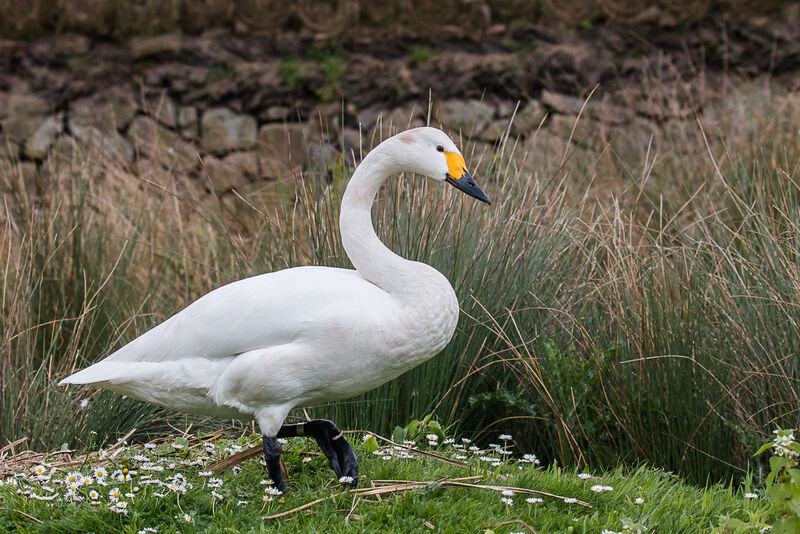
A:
446,172,492,206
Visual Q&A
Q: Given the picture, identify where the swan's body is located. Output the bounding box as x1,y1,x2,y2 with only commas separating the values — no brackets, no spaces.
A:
61,127,489,490
62,264,457,429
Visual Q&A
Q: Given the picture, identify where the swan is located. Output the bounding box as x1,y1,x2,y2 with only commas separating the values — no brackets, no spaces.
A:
59,126,490,492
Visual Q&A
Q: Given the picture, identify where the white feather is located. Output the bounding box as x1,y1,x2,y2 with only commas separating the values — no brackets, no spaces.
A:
60,127,469,436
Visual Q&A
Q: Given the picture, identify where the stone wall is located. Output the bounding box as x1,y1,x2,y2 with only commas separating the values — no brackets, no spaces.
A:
1,17,799,200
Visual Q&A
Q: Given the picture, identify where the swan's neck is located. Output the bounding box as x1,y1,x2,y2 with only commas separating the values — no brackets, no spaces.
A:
339,140,431,296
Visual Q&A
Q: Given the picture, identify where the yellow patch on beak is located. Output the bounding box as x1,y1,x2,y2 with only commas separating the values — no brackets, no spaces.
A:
444,151,467,180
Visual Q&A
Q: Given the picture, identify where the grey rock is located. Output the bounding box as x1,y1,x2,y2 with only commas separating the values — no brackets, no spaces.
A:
203,151,260,193
128,116,198,174
0,93,50,143
511,100,546,137
543,91,634,126
548,113,608,151
129,32,182,60
201,108,257,155
369,105,426,140
0,133,20,161
145,94,178,128
50,134,81,166
437,99,494,135
481,119,510,143
541,91,585,115
177,106,198,138
25,116,63,159
257,123,308,179
68,118,134,162
262,106,291,121
308,143,340,177
340,127,362,161
70,87,138,132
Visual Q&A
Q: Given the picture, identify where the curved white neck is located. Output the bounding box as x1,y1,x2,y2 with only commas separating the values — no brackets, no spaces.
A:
339,139,426,296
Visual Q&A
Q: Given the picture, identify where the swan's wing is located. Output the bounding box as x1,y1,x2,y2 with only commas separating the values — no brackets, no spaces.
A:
60,265,396,384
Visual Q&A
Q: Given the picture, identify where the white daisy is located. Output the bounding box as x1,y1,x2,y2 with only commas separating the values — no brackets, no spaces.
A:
526,497,543,503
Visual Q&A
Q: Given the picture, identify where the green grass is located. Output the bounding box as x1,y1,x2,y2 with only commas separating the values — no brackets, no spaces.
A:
0,431,770,533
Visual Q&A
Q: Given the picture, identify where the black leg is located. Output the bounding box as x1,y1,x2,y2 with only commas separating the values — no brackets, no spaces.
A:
278,419,359,487
262,435,288,494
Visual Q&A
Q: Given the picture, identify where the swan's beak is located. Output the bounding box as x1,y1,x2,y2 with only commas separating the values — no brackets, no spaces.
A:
445,170,491,204
444,150,491,204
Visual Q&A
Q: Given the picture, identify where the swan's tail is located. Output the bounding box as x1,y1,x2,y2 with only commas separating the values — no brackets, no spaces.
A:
59,362,117,385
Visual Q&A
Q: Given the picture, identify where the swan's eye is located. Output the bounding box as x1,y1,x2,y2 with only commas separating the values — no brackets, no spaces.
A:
436,145,444,153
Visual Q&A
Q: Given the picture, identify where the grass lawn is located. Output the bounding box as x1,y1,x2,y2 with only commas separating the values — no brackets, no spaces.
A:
0,430,767,533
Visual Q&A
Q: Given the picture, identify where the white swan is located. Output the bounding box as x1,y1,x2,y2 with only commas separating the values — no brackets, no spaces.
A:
60,126,490,491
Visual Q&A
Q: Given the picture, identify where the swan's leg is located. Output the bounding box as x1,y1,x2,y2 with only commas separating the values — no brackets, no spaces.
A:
277,419,358,487
262,435,288,494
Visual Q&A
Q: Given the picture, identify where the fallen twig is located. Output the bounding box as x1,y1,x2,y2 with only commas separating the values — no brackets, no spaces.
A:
208,443,262,473
488,519,537,534
263,496,330,520
0,507,42,523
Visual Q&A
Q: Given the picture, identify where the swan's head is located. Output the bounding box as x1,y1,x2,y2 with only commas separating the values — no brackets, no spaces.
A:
393,127,491,205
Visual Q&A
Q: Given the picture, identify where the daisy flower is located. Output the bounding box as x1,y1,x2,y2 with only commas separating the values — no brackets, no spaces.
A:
115,501,128,510
81,476,93,485
635,497,644,505
564,497,578,503
577,473,591,479
425,434,437,441
211,490,223,499
94,467,107,479
302,457,312,463
144,443,156,450
745,492,758,499
501,489,515,496
79,399,90,410
89,490,99,500
183,513,192,523
262,495,273,502
500,497,514,505
33,464,47,476
339,476,354,484
64,472,81,485
138,529,157,534
199,471,213,477
109,487,121,501
526,497,543,503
